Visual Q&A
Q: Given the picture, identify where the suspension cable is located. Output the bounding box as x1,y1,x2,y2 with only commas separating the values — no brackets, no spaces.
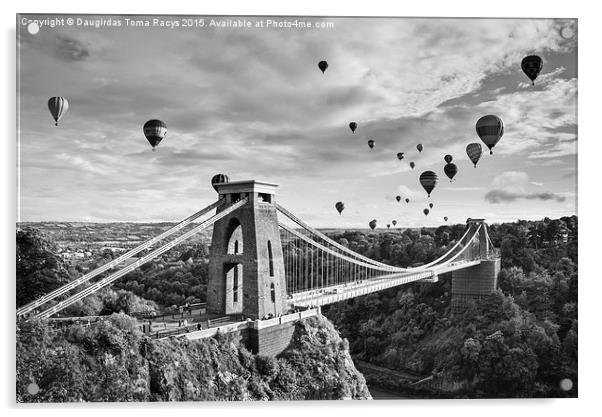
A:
17,199,225,317
32,198,248,320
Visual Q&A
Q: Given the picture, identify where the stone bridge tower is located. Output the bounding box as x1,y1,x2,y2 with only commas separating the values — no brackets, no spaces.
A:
207,180,288,320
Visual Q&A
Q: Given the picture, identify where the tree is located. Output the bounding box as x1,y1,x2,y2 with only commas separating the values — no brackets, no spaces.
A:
16,228,72,307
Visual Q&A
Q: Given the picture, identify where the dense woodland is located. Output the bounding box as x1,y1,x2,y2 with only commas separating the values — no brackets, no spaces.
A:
17,314,370,401
324,215,578,398
16,215,577,399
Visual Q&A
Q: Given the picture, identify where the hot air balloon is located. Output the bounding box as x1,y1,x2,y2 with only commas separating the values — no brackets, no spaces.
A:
396,195,401,203
429,203,433,209
521,55,543,86
423,208,429,216
335,201,345,215
143,119,167,151
48,97,69,126
392,220,397,226
444,154,453,164
349,122,357,133
466,143,483,167
369,219,377,230
444,216,448,222
417,144,423,152
476,115,504,155
419,171,438,197
397,152,405,160
444,163,458,181
368,139,375,149
405,198,410,204
211,174,229,192
409,162,415,169
387,224,391,229
318,60,328,74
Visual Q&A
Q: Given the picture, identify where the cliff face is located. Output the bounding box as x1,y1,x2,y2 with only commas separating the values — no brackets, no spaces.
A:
16,313,371,402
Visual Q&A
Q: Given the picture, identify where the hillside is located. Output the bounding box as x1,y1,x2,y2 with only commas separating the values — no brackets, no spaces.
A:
16,313,371,402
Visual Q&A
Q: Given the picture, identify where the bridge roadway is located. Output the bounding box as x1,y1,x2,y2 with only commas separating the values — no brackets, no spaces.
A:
289,259,482,308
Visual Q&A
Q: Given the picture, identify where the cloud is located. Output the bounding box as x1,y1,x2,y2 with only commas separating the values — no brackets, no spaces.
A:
484,189,566,203
492,171,530,187
55,36,90,61
16,16,577,224
518,66,566,89
485,170,564,204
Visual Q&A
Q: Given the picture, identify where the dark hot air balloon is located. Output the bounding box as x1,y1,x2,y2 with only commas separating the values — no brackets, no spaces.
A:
424,208,429,216
335,201,345,215
521,55,543,86
444,154,453,164
476,115,504,155
419,171,438,197
368,139,375,149
429,203,433,209
396,195,401,203
387,224,391,229
392,220,397,226
405,198,410,204
318,60,328,74
444,216,448,222
349,122,357,133
48,97,69,126
444,163,458,181
143,119,167,151
409,162,415,169
369,219,377,230
397,152,405,160
211,174,229,192
466,143,483,167
417,144,423,152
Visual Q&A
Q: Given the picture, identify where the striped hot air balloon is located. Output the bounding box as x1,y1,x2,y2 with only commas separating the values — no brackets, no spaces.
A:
476,115,504,155
47,97,69,126
466,143,483,167
335,201,345,215
419,171,438,197
143,119,167,151
521,55,543,86
211,174,230,192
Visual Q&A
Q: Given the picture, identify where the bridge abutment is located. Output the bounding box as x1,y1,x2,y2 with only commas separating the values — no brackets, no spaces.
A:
451,258,500,314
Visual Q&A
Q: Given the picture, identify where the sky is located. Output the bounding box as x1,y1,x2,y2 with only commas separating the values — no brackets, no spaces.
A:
16,15,577,228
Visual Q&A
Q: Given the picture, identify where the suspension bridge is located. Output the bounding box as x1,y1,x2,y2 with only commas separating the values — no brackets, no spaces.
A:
16,180,500,354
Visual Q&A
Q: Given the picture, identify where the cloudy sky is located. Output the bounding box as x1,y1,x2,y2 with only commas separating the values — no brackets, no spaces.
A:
17,15,577,228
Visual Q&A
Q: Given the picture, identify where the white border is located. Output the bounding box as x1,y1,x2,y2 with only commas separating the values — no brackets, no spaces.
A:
2,1,597,416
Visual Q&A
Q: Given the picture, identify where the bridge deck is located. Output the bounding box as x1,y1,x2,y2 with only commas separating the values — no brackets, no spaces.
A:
289,260,482,307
